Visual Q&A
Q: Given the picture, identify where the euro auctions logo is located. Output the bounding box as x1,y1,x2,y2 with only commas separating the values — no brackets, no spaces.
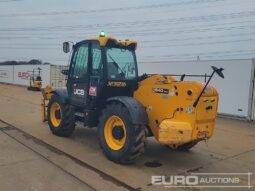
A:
152,175,198,187
152,173,253,188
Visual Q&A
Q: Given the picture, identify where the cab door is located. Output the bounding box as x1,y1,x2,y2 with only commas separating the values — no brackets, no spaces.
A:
87,41,104,107
67,42,90,107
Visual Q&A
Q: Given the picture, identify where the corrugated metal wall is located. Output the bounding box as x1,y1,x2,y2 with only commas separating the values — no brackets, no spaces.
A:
0,64,50,87
50,65,68,89
0,64,69,88
13,65,51,87
0,65,14,84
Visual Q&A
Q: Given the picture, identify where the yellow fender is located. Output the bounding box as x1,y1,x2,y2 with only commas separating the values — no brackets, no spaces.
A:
41,85,53,122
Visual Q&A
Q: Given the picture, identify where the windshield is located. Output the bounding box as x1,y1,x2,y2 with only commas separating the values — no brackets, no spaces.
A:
106,47,137,80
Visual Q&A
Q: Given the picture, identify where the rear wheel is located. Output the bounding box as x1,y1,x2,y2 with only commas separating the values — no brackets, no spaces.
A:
47,94,75,137
98,103,146,164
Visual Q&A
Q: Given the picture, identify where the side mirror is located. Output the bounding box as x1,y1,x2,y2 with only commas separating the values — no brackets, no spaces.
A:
61,69,69,75
63,42,70,53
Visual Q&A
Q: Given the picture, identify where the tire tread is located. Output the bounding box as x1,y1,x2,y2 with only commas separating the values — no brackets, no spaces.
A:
98,103,146,164
47,95,75,137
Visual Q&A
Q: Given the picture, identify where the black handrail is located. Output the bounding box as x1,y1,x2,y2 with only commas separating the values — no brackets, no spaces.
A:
147,73,210,82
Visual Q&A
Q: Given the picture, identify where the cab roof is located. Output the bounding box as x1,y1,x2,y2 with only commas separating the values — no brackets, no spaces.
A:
90,36,137,50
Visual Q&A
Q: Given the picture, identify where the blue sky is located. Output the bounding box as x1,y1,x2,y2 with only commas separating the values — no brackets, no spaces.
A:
0,0,254,64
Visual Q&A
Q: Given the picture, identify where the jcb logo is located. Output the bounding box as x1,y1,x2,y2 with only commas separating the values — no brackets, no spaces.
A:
74,89,85,96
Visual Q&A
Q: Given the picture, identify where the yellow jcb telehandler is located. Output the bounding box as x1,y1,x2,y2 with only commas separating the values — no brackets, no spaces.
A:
41,32,224,164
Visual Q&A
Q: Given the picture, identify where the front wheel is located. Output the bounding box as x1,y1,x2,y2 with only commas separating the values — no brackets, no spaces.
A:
98,103,146,164
47,94,75,137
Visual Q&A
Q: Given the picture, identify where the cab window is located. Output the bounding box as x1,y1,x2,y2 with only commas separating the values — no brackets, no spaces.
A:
92,42,102,75
71,43,89,78
106,47,137,80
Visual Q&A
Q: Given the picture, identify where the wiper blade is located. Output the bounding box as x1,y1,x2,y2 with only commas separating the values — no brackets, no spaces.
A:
107,54,125,74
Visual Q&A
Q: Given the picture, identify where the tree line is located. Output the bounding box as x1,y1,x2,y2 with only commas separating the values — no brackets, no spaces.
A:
0,59,51,65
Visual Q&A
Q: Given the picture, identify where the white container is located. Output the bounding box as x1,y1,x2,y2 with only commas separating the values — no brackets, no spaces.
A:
13,64,51,87
139,59,255,120
0,65,14,84
1,59,255,120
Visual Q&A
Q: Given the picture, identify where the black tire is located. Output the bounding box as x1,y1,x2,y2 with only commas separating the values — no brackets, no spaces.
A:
98,103,146,164
177,141,198,151
27,86,40,91
47,94,75,137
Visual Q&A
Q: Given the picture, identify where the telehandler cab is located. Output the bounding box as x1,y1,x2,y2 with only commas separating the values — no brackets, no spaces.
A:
41,32,224,164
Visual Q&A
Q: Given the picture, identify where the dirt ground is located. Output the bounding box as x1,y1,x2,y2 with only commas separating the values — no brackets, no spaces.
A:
0,83,254,191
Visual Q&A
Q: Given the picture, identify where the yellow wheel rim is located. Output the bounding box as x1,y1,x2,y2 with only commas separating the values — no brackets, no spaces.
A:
104,115,126,151
50,102,62,127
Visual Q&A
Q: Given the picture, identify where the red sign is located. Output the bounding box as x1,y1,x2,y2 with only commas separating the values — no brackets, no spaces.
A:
18,72,30,79
89,86,97,96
